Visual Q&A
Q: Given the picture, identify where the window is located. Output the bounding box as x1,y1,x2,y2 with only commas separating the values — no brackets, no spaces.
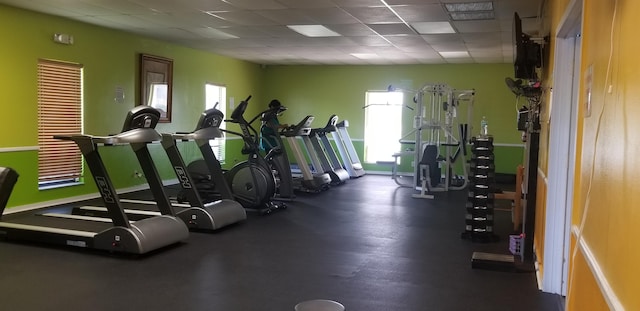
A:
363,91,403,163
37,59,83,188
205,84,226,163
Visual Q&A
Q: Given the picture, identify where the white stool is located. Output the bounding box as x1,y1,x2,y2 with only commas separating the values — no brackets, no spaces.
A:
294,299,345,311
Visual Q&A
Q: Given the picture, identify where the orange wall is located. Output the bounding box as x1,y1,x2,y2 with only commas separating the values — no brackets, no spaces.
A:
554,0,640,310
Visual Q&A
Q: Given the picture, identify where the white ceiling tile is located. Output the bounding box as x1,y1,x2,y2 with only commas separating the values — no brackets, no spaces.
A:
461,33,502,43
0,0,542,64
342,7,402,24
384,35,427,46
221,0,286,10
332,0,386,8
169,12,233,28
300,8,362,24
445,58,474,64
252,25,305,37
385,0,440,4
348,36,393,47
208,11,278,26
367,23,415,35
453,20,501,33
390,4,449,23
254,9,318,25
421,34,464,44
429,41,467,52
273,0,337,9
92,14,164,29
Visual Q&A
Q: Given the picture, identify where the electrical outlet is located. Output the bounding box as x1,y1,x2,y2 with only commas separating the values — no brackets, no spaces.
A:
411,161,415,168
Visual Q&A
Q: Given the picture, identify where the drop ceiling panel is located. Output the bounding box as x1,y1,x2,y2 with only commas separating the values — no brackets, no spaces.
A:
208,11,278,26
367,23,415,35
220,0,286,10
390,4,449,23
429,41,468,52
342,7,402,24
385,0,441,4
274,0,337,9
332,0,387,8
421,34,464,44
254,9,318,25
328,24,379,36
348,36,393,47
0,0,544,65
300,8,363,24
453,20,501,33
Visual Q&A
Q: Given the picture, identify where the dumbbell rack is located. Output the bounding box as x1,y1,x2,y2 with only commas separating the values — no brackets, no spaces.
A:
462,135,499,243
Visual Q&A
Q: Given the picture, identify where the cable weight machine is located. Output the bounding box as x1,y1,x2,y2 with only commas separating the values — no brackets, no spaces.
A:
384,83,474,198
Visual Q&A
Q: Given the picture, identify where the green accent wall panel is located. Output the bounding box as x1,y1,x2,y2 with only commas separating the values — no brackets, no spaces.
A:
0,4,263,209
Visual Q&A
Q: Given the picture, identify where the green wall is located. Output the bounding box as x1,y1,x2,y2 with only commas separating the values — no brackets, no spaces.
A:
1,4,525,210
0,4,264,208
262,64,525,174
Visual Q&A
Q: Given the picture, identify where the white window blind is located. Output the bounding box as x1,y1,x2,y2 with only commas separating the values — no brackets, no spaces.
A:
37,59,83,186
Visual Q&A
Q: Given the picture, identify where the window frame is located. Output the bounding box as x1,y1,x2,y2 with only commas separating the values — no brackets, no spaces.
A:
363,90,404,164
205,83,226,164
37,59,84,189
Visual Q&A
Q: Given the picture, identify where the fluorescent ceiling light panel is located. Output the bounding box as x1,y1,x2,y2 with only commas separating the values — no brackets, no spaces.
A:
287,25,341,37
449,11,495,21
439,51,470,58
444,2,493,12
411,22,456,34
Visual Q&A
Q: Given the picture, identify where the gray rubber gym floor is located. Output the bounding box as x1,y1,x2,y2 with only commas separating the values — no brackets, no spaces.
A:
0,175,561,311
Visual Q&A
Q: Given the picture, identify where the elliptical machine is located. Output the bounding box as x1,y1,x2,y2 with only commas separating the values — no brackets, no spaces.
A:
259,104,295,199
221,96,286,214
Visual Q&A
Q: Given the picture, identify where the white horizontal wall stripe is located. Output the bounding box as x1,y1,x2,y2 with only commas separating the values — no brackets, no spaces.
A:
571,226,625,311
0,146,39,153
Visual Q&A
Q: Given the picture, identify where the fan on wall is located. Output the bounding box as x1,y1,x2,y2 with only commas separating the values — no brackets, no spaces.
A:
505,77,542,98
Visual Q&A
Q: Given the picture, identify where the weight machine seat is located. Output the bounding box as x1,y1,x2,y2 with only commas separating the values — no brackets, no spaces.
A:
0,167,19,213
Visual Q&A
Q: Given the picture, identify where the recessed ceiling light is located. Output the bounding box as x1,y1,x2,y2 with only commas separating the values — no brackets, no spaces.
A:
411,22,456,34
287,25,341,37
449,11,495,21
444,2,493,12
439,51,470,58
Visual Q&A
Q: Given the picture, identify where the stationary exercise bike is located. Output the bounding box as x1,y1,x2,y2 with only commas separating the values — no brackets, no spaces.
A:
221,96,286,214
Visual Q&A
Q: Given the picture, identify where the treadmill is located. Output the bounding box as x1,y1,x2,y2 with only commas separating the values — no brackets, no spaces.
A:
0,106,189,254
332,120,365,178
309,115,350,185
280,116,331,191
74,108,247,231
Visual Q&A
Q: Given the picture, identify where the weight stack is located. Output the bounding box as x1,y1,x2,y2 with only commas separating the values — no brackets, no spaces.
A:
461,136,499,243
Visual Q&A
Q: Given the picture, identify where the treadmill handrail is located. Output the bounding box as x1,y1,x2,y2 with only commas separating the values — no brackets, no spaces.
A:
54,128,162,145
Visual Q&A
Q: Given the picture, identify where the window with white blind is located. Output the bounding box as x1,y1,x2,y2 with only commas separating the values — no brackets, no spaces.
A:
363,91,403,163
37,59,83,188
205,83,226,163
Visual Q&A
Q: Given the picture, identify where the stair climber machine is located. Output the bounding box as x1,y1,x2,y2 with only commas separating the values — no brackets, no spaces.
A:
74,107,247,230
220,96,286,214
332,120,365,178
0,107,189,254
280,116,332,192
258,103,295,200
308,115,350,185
